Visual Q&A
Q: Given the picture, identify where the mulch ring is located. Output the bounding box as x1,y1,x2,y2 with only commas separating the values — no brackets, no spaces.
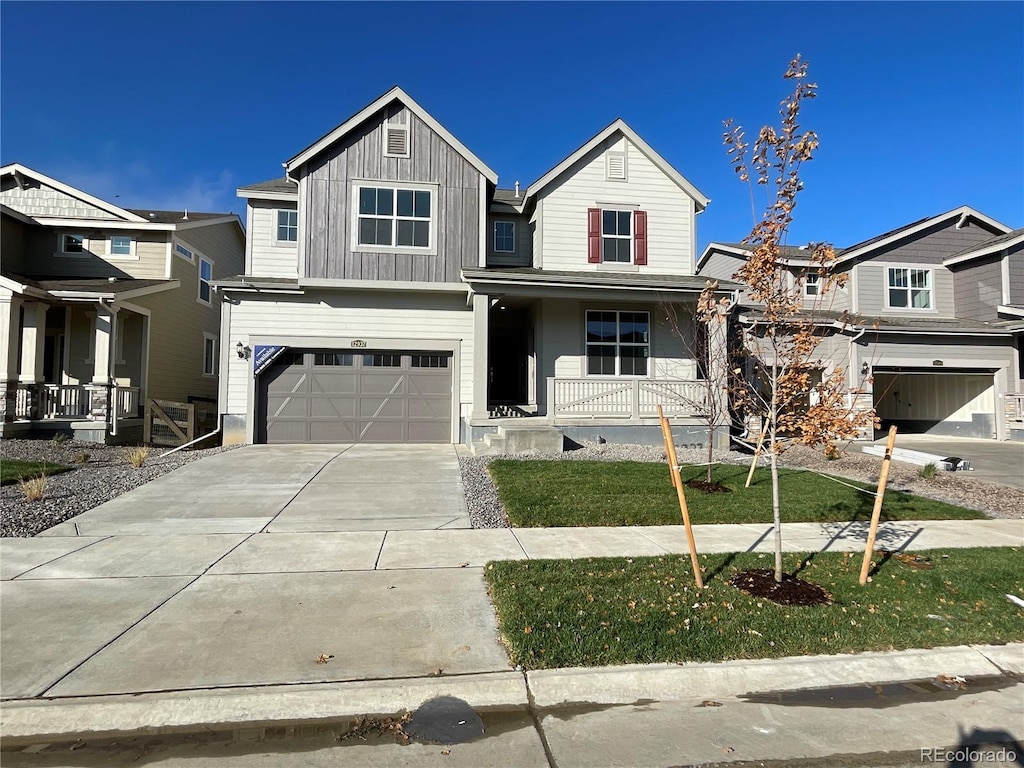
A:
684,479,732,494
730,569,833,607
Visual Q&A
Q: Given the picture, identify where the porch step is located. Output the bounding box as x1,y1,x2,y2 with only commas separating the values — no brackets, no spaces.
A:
472,425,564,456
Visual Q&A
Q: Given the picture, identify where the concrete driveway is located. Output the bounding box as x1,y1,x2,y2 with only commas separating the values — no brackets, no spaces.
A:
869,434,1024,488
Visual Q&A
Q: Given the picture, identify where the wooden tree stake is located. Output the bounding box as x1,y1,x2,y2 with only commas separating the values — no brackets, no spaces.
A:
657,405,677,488
745,423,769,488
661,408,704,588
859,425,898,585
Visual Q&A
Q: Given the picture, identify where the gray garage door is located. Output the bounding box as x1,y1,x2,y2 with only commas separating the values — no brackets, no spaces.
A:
257,349,452,444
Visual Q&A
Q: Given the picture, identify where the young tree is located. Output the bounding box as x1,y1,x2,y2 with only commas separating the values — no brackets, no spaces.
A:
725,56,877,584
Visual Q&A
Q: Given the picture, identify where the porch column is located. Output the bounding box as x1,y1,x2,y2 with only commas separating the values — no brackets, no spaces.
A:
86,303,117,423
0,294,23,422
707,310,731,449
471,293,490,420
18,301,46,384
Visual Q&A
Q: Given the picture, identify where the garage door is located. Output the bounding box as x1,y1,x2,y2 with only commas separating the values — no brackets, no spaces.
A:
257,349,452,444
873,368,996,438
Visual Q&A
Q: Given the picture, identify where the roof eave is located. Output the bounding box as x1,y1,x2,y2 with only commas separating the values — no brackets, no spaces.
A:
0,163,149,223
943,233,1024,266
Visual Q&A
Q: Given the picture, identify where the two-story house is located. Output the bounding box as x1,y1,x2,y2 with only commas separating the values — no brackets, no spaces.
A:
0,164,245,443
218,87,733,450
698,207,1024,441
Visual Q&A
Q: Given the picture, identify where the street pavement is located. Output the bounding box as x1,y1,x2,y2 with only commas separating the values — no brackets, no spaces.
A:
1,443,1022,766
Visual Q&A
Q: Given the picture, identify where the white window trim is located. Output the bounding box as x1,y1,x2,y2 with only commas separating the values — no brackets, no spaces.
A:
803,273,820,297
272,208,299,247
202,332,217,377
197,256,214,306
606,150,627,181
349,180,438,256
493,221,515,253
174,241,195,262
382,121,410,159
108,234,138,260
601,209,633,265
884,265,935,312
584,309,651,378
57,232,88,257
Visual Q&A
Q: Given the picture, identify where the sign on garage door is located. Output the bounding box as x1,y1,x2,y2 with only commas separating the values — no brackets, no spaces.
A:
258,349,453,444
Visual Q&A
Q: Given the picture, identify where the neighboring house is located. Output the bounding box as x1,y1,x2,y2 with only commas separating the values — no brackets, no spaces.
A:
219,87,733,450
0,164,245,443
698,207,1024,441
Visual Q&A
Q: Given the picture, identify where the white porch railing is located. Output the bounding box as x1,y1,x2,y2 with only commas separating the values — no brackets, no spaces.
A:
41,385,89,418
115,386,141,418
1006,393,1024,423
547,377,708,419
11,384,142,421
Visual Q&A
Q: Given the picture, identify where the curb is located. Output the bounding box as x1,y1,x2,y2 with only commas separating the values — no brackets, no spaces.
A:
2,643,1020,746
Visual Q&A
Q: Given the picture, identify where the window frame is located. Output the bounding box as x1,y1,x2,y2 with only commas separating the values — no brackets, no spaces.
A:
493,221,515,253
202,333,217,377
197,257,214,306
350,181,438,255
174,241,194,262
58,233,87,256
274,208,298,246
803,273,820,297
601,209,633,264
108,235,137,259
584,309,651,378
886,266,934,311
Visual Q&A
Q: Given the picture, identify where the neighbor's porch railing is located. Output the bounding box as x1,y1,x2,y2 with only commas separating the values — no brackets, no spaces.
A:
13,383,142,421
547,377,708,420
1006,393,1024,424
40,385,88,418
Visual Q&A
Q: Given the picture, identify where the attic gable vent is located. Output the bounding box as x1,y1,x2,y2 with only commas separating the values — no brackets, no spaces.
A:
606,151,626,181
384,124,410,158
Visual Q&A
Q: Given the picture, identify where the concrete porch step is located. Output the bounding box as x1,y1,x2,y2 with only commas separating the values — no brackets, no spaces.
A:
471,425,564,456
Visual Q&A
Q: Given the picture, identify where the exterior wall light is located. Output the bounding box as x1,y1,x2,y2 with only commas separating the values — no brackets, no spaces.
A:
236,342,252,360
861,362,870,376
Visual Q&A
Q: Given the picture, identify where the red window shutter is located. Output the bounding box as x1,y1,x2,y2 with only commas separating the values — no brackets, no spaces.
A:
587,208,601,263
634,210,648,265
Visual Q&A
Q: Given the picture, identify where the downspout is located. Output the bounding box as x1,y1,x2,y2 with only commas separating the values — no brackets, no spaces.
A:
158,422,221,459
847,324,867,411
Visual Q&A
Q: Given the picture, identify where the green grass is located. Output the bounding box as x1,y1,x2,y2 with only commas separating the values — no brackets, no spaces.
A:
488,461,984,527
1,459,72,485
485,548,1024,669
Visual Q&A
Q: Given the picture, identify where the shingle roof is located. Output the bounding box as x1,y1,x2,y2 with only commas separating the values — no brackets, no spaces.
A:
2,270,174,294
463,267,738,292
125,209,231,224
715,243,837,260
738,306,1016,335
237,178,298,195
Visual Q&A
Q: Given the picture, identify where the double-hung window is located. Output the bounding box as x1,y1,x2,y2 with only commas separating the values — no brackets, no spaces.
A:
586,310,650,376
494,221,514,253
276,210,298,243
602,211,632,263
110,235,133,256
887,267,932,309
357,185,431,249
198,258,213,305
804,273,820,297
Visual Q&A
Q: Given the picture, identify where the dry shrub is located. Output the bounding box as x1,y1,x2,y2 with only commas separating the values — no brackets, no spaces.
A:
19,474,46,502
126,446,150,468
73,452,91,464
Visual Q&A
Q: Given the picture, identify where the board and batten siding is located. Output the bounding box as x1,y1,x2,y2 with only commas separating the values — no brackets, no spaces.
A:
1007,242,1024,304
856,263,955,317
247,200,298,278
301,104,481,283
952,254,1003,321
224,290,474,427
0,177,120,220
536,135,695,275
486,213,532,267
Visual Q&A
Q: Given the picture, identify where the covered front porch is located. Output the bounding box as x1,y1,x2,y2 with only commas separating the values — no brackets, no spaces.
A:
1,276,159,443
463,268,733,451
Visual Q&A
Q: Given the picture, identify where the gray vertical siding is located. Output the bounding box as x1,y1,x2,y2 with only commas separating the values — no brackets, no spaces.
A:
952,254,1003,321
1008,242,1024,304
302,104,481,283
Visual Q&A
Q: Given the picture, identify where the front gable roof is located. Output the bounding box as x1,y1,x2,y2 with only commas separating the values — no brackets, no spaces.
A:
0,163,149,223
696,242,824,272
284,86,498,184
524,119,710,210
835,205,1011,267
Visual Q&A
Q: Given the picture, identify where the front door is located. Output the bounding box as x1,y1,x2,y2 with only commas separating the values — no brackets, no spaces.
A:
488,327,527,404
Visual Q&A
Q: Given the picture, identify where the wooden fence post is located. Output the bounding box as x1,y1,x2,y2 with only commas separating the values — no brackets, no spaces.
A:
859,425,898,585
657,405,677,488
745,423,769,488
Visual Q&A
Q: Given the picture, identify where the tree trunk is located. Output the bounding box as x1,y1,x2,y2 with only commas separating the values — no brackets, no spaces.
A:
706,424,714,484
770,447,783,583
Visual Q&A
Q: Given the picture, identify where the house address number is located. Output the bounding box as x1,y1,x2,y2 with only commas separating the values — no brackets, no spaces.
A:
351,340,367,348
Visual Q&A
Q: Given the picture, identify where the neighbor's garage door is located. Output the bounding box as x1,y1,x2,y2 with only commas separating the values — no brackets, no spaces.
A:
872,368,996,438
257,349,452,444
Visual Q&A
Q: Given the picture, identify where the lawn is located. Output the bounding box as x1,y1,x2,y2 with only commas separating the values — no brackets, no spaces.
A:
487,461,984,527
1,459,72,485
485,547,1024,669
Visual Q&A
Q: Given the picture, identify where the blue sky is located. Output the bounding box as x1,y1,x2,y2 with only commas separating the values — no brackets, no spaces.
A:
2,2,1021,251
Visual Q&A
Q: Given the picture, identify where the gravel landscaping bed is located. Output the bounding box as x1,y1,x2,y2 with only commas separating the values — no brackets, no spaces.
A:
459,441,1024,529
1,438,236,538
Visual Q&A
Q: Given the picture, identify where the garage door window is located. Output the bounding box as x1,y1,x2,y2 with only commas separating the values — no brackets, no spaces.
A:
363,353,402,367
314,353,353,366
411,354,449,368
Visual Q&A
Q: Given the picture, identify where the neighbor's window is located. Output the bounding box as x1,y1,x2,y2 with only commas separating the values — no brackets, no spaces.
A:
887,267,932,309
61,233,85,253
110,235,133,256
804,273,820,297
276,210,298,243
198,258,213,304
602,210,632,263
203,335,217,376
357,186,431,249
586,310,650,376
494,221,514,253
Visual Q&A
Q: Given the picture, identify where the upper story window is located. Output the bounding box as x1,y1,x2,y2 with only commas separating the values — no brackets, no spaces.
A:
356,185,432,250
175,242,194,261
198,257,213,305
586,310,650,376
276,210,298,243
804,273,820,297
588,208,647,265
110,235,133,257
494,221,515,253
887,267,932,309
60,233,85,254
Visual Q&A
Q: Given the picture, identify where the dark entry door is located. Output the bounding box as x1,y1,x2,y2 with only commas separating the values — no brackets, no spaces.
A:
488,328,527,404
